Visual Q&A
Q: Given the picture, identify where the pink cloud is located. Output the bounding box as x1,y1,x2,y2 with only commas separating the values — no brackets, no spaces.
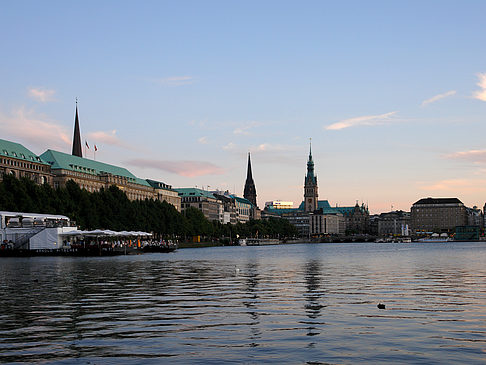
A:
419,179,486,193
28,87,56,102
473,73,486,102
326,111,397,130
421,90,456,107
126,159,225,177
0,107,70,152
445,149,486,164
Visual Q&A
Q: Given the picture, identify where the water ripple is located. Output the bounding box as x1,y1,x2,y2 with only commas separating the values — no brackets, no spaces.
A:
1,242,486,363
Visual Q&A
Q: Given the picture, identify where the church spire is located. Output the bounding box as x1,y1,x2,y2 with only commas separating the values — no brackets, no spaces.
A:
244,152,257,207
72,99,82,158
246,152,253,180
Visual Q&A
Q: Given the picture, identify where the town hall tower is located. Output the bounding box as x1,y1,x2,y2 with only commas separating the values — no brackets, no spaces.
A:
304,141,318,212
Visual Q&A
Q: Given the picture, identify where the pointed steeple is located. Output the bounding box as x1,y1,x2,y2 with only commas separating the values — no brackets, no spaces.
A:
244,152,257,207
304,139,318,212
306,138,315,181
246,152,253,180
72,100,82,158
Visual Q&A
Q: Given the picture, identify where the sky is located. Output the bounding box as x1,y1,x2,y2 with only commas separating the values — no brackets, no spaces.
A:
1,0,486,213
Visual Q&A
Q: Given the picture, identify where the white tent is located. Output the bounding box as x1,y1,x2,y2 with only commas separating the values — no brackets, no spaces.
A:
60,229,152,237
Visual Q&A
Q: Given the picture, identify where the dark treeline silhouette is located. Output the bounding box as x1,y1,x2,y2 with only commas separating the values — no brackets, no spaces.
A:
0,175,297,242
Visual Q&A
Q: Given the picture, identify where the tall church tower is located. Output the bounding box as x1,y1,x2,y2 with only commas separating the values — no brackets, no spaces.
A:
72,100,82,158
244,152,257,207
304,140,318,212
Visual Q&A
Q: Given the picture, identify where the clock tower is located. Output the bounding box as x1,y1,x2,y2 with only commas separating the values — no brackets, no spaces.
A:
304,140,318,212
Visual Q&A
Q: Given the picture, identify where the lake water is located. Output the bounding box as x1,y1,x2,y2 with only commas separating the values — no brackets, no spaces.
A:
1,242,486,364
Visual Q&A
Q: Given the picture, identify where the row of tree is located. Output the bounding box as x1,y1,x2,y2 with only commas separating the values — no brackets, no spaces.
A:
0,175,297,241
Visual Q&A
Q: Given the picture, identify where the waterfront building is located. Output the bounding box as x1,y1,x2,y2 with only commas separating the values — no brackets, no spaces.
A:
146,179,181,212
252,207,261,220
37,103,156,200
234,196,252,223
338,202,370,234
176,188,222,222
376,210,410,236
310,210,345,236
466,206,482,228
213,193,237,224
411,197,467,234
41,149,155,200
214,190,253,223
281,211,310,237
0,138,52,185
304,142,318,212
368,214,380,236
455,225,480,241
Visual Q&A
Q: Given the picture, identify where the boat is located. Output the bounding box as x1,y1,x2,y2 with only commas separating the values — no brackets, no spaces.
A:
375,237,412,243
142,240,177,253
241,238,280,246
416,233,451,243
416,237,452,243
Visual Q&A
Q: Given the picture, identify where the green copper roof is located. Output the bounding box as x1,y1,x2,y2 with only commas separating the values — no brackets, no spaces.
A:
334,206,355,214
175,188,216,199
40,149,151,187
265,207,301,215
0,138,49,165
146,179,174,191
298,200,332,211
234,196,252,206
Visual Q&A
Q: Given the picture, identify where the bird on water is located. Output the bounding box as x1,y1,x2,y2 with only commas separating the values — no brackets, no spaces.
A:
377,303,386,309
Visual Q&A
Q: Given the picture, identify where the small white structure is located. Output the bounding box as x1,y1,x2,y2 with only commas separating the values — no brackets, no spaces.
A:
265,201,294,210
0,211,78,250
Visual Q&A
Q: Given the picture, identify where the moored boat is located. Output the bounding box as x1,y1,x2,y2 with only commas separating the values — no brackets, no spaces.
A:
243,238,280,246
416,233,451,243
143,240,177,252
416,237,452,243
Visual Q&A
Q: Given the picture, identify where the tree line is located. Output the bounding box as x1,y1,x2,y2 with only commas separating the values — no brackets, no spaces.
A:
0,175,297,242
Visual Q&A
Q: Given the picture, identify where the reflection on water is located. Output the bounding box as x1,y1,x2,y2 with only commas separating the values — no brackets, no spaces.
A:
1,242,486,364
303,260,324,341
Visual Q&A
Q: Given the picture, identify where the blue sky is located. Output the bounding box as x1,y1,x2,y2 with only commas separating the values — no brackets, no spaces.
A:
1,1,486,213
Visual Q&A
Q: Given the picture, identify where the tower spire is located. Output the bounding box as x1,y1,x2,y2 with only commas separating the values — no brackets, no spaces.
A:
306,138,315,179
246,152,253,180
244,152,257,208
304,139,318,212
72,99,82,157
